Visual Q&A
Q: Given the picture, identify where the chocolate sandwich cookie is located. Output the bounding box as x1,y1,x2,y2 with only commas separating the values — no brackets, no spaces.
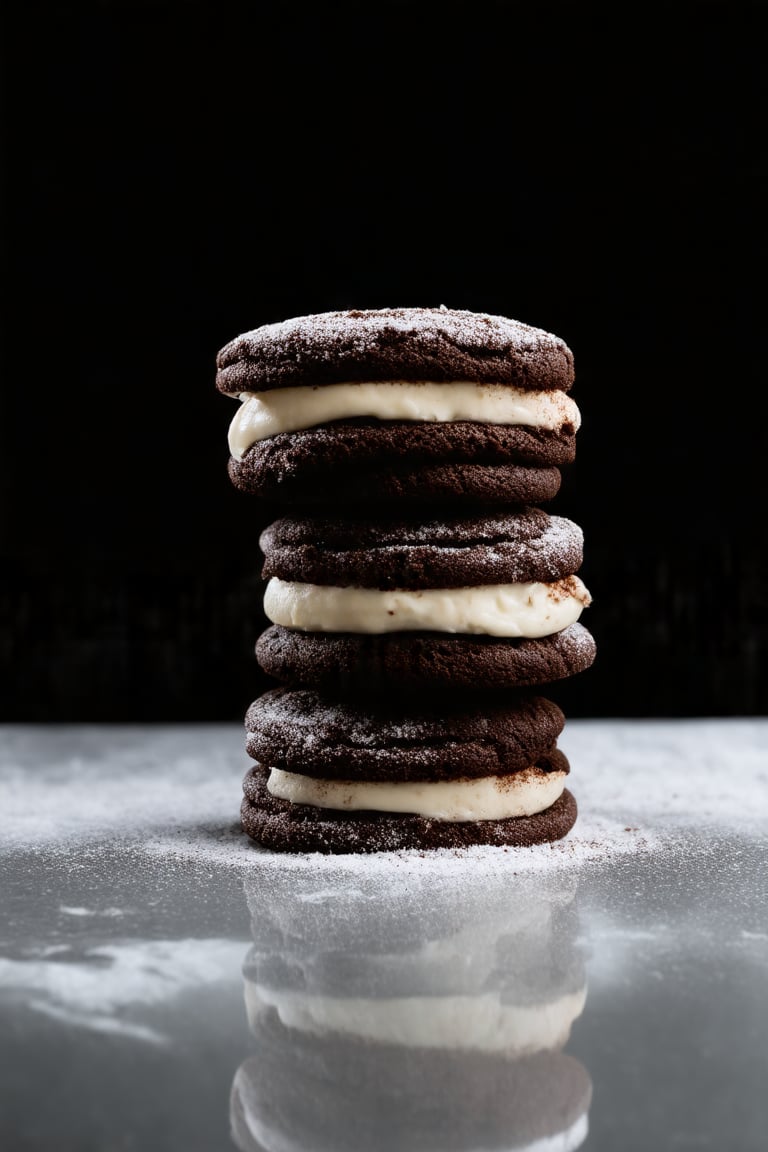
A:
241,769,577,853
256,507,594,691
216,307,580,509
240,687,576,853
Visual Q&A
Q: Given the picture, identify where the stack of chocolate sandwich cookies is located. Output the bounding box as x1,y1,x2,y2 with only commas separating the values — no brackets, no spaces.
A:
215,306,595,853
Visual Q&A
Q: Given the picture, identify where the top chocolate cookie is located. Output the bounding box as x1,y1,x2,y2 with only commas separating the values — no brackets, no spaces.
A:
216,306,575,394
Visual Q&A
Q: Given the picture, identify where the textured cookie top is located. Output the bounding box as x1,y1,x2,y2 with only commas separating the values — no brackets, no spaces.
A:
244,686,565,782
259,506,584,589
216,307,574,394
255,621,597,691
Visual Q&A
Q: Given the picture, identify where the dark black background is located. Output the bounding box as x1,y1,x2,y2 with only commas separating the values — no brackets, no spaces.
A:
2,0,766,722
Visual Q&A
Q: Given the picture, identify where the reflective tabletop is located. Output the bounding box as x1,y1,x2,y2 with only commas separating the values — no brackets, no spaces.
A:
1,719,767,1151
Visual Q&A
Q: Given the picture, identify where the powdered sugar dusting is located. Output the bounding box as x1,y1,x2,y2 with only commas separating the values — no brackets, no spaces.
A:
217,308,570,369
260,508,586,589
215,307,575,394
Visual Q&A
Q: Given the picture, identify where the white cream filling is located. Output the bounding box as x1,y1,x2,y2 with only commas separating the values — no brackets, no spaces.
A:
263,577,590,637
228,380,580,458
266,765,567,822
244,980,587,1054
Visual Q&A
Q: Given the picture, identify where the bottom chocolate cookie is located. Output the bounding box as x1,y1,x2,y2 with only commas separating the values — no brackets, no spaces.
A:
256,622,597,692
240,765,578,854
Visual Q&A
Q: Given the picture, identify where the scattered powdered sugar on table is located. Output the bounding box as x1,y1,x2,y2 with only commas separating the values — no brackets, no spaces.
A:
144,816,661,880
563,717,768,827
0,724,243,855
2,719,766,879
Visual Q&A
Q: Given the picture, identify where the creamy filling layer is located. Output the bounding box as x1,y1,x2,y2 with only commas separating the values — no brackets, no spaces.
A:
266,765,567,821
244,980,587,1053
228,380,581,459
263,577,591,637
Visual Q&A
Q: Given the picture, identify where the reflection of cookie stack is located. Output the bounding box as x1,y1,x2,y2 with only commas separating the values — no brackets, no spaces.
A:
230,868,592,1152
216,307,595,852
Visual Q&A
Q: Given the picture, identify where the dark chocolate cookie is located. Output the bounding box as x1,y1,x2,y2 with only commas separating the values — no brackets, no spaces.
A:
240,765,577,853
228,420,575,506
256,621,596,692
259,506,584,590
216,307,575,394
244,686,565,782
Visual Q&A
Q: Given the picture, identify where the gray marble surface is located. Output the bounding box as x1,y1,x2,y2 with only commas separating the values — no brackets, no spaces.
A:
1,719,767,1151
